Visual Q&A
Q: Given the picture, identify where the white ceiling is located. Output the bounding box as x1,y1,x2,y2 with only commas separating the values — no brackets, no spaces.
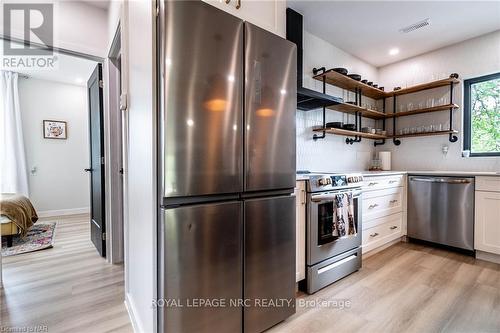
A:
288,1,500,67
79,0,110,10
1,41,98,86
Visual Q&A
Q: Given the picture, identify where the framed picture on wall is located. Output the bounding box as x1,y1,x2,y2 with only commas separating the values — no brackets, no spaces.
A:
43,120,67,139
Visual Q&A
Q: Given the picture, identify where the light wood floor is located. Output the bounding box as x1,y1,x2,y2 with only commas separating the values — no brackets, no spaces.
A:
3,217,499,333
0,214,132,333
271,242,500,333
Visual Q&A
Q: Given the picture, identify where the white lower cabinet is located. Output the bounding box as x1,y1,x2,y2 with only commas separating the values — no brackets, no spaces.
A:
362,174,406,254
475,184,500,255
295,181,306,282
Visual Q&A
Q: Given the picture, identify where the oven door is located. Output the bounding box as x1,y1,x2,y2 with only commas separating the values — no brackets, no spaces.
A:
307,190,362,265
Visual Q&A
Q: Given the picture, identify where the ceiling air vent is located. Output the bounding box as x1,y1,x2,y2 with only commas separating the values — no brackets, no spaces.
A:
399,18,430,34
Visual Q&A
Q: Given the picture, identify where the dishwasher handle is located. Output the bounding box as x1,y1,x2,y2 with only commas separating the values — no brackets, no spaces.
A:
410,176,472,184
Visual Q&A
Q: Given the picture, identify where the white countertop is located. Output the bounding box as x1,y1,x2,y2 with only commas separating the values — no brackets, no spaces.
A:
296,170,500,180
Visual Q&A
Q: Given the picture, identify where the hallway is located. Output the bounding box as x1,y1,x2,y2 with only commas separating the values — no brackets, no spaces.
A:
1,214,132,333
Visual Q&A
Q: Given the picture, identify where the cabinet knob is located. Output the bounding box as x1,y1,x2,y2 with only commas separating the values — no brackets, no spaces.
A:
370,233,379,237
236,0,241,9
368,204,379,209
390,226,398,230
390,199,398,204
368,182,378,186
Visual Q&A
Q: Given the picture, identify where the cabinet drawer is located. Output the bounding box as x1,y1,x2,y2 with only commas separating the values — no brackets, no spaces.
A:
363,175,404,191
362,216,403,253
363,212,403,230
362,187,403,221
476,177,500,193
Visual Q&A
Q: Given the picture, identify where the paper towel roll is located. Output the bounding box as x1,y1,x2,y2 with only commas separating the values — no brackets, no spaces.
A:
379,151,392,171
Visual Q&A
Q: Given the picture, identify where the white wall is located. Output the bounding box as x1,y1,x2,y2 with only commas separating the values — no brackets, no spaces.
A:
378,30,500,172
0,1,109,58
18,78,90,213
123,1,157,332
297,31,380,172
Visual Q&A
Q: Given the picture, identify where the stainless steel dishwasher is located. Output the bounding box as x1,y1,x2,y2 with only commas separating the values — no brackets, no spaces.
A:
408,175,475,251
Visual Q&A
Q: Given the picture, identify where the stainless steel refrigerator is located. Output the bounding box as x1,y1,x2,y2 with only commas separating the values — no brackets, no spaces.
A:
158,1,297,332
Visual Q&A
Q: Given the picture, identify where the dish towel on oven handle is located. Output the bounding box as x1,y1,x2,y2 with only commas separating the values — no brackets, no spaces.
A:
333,192,357,237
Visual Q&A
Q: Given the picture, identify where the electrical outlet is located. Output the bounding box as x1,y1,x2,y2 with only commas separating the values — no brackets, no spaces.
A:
442,145,449,155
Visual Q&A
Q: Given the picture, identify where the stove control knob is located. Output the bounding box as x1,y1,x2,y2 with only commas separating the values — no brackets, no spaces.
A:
348,177,353,182
318,177,330,186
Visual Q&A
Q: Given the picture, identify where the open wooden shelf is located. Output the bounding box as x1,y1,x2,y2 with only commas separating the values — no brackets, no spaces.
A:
391,130,458,139
387,78,460,97
386,103,459,118
326,102,386,119
313,70,387,99
313,70,460,100
313,127,388,140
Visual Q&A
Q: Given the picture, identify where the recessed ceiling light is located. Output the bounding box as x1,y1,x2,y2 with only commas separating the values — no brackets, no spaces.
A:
75,78,84,84
389,48,400,56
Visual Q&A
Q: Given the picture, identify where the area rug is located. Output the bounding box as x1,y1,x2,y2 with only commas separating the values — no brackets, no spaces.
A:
1,223,57,257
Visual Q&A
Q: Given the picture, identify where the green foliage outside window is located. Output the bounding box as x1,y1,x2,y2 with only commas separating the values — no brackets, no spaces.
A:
470,78,500,153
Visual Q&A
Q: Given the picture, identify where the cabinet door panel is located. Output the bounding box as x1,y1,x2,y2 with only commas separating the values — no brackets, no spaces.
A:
475,191,500,254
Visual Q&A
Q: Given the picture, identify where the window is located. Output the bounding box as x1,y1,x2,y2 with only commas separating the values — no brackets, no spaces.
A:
464,72,500,156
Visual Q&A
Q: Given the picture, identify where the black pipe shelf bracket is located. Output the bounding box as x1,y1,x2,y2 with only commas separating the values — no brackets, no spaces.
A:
312,67,327,141
392,95,401,146
448,81,458,143
374,97,387,146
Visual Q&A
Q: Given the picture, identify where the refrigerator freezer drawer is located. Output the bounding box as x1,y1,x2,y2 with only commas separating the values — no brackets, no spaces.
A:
160,201,242,333
244,195,296,333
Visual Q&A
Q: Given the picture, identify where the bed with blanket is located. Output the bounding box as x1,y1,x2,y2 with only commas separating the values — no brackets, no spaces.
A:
0,194,38,247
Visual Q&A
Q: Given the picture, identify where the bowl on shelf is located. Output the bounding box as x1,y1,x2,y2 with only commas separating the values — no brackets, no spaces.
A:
332,67,348,75
342,123,356,131
348,74,362,81
326,121,343,129
375,129,387,136
361,79,368,84
378,86,385,91
361,127,372,133
367,81,373,86
373,84,378,88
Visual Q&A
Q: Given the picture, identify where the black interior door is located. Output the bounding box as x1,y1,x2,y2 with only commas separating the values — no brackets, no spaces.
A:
87,64,106,257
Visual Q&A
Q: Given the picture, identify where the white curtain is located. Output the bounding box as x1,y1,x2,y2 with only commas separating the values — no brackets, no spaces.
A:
0,71,29,197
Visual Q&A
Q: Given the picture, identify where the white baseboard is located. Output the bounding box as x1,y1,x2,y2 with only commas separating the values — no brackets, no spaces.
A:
38,207,90,218
125,292,144,333
476,250,500,265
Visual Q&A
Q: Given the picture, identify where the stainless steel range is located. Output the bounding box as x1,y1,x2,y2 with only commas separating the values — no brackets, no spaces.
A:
299,172,364,294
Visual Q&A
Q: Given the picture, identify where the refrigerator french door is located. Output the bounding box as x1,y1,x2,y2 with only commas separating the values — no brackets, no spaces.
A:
159,1,297,333
160,1,244,199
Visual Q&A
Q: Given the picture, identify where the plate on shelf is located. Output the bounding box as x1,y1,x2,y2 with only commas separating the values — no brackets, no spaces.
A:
348,74,361,81
332,67,348,75
326,121,343,128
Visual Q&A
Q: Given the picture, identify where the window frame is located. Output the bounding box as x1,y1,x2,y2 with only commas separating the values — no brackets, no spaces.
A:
463,72,500,157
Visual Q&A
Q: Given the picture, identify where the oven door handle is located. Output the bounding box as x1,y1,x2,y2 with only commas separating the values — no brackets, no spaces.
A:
311,191,362,202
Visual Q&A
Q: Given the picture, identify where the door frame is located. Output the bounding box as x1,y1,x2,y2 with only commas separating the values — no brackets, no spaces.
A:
105,26,125,264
